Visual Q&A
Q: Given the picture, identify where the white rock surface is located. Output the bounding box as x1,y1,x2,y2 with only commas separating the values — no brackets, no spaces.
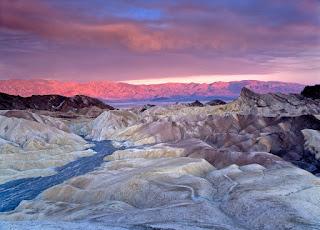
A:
2,157,320,230
0,110,70,132
302,129,320,159
107,138,284,169
105,143,185,161
0,115,94,183
85,110,139,141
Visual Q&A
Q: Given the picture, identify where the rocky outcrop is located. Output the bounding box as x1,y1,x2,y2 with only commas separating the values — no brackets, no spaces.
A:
83,96,320,174
302,129,320,160
301,85,320,100
139,104,155,112
0,115,93,183
85,110,139,141
223,87,320,115
105,114,320,172
0,110,70,132
206,99,226,106
187,100,204,107
106,138,284,170
0,93,114,112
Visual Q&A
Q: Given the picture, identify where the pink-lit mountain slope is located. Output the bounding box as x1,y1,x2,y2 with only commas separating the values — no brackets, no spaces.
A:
0,79,304,101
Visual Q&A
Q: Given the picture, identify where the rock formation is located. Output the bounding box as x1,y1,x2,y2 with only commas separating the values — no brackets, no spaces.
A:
301,84,320,100
187,100,204,107
85,110,139,141
223,87,320,115
0,93,114,112
302,129,320,160
0,114,93,183
206,99,226,106
139,104,155,112
0,110,70,131
2,157,320,230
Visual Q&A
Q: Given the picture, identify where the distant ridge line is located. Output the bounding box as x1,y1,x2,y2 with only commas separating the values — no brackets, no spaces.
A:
0,79,304,101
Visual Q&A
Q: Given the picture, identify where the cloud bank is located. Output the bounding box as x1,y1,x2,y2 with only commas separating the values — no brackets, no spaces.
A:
0,0,319,83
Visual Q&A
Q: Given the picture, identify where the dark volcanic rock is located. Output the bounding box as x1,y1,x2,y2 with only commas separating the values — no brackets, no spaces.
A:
140,104,156,112
0,93,114,112
206,99,226,106
301,85,320,100
188,100,204,107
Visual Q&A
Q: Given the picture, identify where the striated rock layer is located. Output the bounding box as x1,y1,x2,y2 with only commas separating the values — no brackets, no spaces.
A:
83,93,320,174
223,87,320,116
2,156,320,230
0,114,94,183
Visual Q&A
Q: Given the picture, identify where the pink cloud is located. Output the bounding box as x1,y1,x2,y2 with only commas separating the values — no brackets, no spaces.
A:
1,0,318,54
0,0,319,83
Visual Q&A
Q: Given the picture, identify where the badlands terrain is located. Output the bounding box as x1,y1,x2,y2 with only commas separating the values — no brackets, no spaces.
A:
0,86,320,229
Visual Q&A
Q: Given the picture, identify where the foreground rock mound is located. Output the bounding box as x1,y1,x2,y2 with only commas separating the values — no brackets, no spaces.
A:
0,93,114,112
2,156,320,230
0,115,93,183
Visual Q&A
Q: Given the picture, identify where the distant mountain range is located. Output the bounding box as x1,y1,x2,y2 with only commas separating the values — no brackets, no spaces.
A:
0,79,304,101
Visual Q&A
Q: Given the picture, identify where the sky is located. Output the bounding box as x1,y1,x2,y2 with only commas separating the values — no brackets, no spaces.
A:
0,0,319,84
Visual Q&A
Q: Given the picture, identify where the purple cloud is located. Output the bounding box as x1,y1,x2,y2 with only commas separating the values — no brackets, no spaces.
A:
0,0,319,83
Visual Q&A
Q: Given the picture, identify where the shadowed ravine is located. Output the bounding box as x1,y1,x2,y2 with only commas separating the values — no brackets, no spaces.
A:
0,140,118,212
